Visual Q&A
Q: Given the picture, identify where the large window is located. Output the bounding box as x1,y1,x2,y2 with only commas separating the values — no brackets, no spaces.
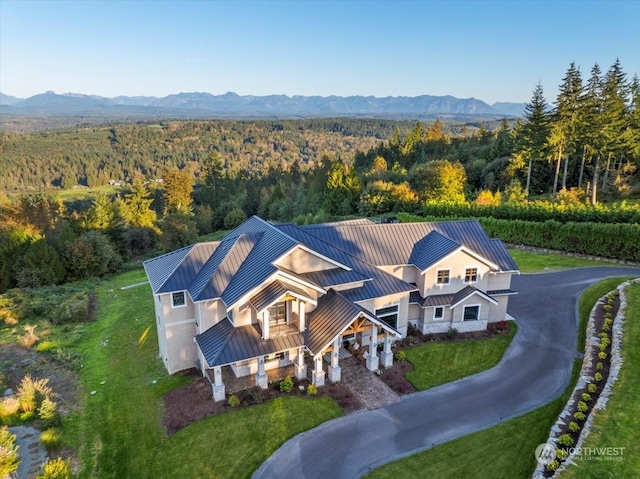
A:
171,291,186,308
436,269,450,285
464,267,478,283
268,302,287,327
463,305,480,321
433,306,444,320
376,305,399,329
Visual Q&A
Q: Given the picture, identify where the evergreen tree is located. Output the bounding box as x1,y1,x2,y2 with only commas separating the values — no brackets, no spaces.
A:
162,168,193,215
519,83,551,195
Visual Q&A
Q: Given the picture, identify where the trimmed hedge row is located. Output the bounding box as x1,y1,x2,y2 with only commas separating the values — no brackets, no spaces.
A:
421,202,640,225
479,218,640,262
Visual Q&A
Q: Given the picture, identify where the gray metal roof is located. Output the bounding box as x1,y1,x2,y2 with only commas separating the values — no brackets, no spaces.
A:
409,230,461,271
143,242,219,294
195,318,304,368
275,224,415,303
487,289,518,296
299,220,519,272
298,268,370,288
306,289,399,355
410,286,499,308
249,280,313,313
451,285,498,307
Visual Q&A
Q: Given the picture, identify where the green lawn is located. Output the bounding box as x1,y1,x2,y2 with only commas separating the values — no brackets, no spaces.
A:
561,283,640,478
150,396,341,479
404,325,516,390
508,248,621,273
58,269,341,478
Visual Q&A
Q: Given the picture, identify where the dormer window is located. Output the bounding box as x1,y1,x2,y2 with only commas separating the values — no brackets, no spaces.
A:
171,292,186,308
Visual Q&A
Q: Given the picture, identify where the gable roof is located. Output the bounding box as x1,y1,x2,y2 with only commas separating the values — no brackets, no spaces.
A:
300,220,518,272
275,223,416,302
143,242,218,294
409,285,499,308
305,289,400,355
249,280,315,313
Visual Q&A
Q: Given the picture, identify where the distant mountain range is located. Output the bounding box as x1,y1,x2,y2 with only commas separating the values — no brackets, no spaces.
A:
0,90,526,119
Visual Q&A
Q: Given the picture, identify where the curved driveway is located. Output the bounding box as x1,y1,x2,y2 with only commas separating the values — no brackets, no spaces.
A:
253,267,640,479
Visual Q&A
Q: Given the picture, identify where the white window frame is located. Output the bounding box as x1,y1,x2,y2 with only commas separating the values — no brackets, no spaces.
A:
433,306,444,320
375,304,399,329
436,268,451,285
462,304,481,322
171,291,186,308
464,266,479,284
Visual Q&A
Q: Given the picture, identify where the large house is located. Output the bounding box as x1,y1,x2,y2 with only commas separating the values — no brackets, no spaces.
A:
143,216,519,401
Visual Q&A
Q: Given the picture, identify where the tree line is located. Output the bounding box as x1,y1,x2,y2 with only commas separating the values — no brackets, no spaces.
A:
1,59,638,292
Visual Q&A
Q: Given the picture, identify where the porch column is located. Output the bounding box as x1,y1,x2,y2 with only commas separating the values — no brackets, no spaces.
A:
256,355,268,389
328,337,341,383
262,310,270,339
211,366,226,402
298,301,306,332
380,333,394,368
294,347,307,380
312,354,325,387
365,323,379,371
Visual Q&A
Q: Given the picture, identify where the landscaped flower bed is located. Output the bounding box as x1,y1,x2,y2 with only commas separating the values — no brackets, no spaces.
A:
534,280,636,478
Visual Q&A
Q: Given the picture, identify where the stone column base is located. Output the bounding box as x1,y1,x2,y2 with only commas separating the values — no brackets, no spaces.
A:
328,365,341,383
312,370,325,387
256,372,268,389
295,363,307,380
365,353,379,372
380,350,393,368
212,383,226,402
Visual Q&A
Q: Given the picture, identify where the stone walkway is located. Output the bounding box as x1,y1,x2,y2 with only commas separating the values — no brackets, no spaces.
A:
340,356,400,409
9,425,47,479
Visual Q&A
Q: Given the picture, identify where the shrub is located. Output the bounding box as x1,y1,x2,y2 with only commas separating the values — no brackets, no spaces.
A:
558,433,574,447
581,392,592,402
35,457,71,479
569,421,580,433
0,426,20,477
574,411,586,421
595,372,603,382
40,428,62,451
54,291,90,325
306,384,318,396
599,339,610,350
38,397,59,427
603,304,613,312
19,323,39,348
447,328,459,340
546,460,560,472
394,350,407,361
588,383,597,393
602,323,610,332
17,374,52,413
279,376,294,393
598,351,607,360
556,448,568,461
598,332,609,339
577,401,588,412
0,397,20,424
596,361,603,371
227,395,240,407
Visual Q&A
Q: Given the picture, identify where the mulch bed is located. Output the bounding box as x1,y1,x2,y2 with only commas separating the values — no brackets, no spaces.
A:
163,370,361,435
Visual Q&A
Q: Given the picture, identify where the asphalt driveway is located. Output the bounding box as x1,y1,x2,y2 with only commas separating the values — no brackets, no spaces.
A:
252,266,640,479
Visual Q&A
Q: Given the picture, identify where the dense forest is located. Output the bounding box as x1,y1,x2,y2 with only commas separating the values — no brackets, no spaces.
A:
0,59,638,292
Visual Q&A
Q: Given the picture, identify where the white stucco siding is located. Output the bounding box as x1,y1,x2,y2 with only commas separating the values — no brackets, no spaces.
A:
357,292,410,337
164,320,198,374
377,264,418,285
487,272,514,291
276,247,340,273
422,250,494,297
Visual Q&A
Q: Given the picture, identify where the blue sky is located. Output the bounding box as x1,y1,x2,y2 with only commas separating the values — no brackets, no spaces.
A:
1,0,639,104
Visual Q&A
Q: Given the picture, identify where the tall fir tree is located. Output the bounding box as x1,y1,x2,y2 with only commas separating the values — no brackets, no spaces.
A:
520,82,551,195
